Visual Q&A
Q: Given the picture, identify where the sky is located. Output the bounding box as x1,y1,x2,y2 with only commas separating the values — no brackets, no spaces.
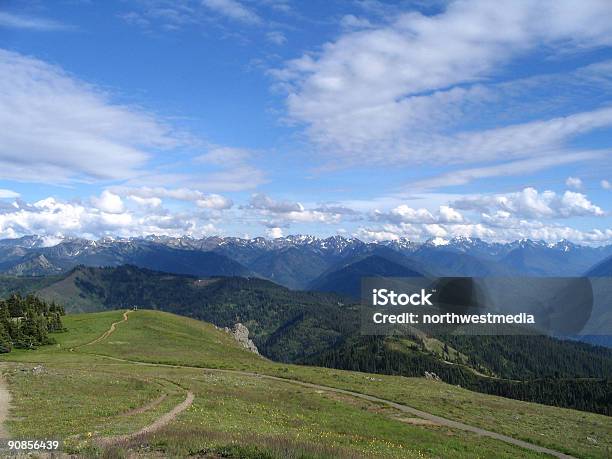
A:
1,0,612,244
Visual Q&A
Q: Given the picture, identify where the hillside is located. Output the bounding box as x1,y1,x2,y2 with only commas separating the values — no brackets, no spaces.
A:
309,255,424,297
2,264,610,415
587,255,612,276
0,274,59,298
33,265,354,362
1,309,610,458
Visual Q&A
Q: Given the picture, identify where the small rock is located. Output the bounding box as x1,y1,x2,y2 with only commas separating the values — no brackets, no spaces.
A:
32,365,46,375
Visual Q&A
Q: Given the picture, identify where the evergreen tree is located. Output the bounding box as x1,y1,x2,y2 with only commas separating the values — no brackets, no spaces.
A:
0,322,12,353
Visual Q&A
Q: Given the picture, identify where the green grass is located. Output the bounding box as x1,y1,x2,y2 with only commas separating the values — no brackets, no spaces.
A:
1,309,611,458
1,361,542,458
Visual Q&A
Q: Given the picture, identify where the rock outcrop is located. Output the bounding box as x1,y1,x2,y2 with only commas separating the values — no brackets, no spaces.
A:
225,323,259,355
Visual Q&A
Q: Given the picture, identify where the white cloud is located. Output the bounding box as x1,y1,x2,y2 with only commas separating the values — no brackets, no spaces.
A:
266,227,284,238
356,227,401,242
195,194,233,210
409,152,604,190
454,187,605,219
116,186,233,210
559,191,605,217
0,12,69,31
274,0,612,165
355,220,612,246
121,187,203,202
246,193,345,226
565,176,583,189
193,147,266,191
0,49,185,183
438,205,464,223
0,189,20,199
248,193,301,213
91,191,125,214
340,15,373,30
602,179,611,190
201,0,261,24
356,221,496,243
128,195,163,208
197,146,252,164
373,204,464,224
266,31,286,45
0,194,220,239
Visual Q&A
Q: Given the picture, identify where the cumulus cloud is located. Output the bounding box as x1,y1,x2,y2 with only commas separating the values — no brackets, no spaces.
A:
565,177,583,189
115,186,233,210
602,179,611,190
128,196,163,208
248,193,302,213
91,191,125,214
195,194,233,210
454,187,605,219
355,220,612,246
356,221,497,244
352,185,609,245
0,49,184,183
0,195,220,239
373,204,464,224
266,227,284,238
246,193,345,226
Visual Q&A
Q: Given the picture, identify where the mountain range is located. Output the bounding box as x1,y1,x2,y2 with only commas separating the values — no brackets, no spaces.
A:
1,235,611,294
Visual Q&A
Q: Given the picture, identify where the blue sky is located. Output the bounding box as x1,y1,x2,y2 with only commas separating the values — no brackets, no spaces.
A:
1,0,612,244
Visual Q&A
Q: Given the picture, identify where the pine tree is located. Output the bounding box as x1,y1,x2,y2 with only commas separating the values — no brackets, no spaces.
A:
0,322,12,353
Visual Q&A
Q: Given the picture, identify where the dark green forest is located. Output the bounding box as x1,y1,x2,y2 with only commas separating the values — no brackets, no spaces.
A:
0,294,65,352
308,335,612,415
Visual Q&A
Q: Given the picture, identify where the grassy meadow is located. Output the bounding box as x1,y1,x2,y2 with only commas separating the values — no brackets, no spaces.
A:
1,309,610,458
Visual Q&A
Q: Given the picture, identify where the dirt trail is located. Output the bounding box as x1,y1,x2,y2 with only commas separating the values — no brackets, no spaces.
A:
122,393,167,417
87,310,131,346
0,368,10,438
90,354,576,459
71,310,131,351
96,391,194,447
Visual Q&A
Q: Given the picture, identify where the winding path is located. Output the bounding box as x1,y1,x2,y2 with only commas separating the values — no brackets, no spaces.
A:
89,354,576,459
67,311,575,457
96,391,194,447
86,310,131,346
70,310,132,351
